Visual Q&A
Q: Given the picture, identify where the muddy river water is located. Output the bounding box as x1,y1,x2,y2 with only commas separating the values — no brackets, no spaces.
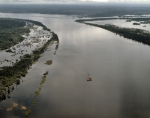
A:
1,13,150,118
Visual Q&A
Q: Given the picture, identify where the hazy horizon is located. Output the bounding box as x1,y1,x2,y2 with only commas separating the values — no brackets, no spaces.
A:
0,0,150,4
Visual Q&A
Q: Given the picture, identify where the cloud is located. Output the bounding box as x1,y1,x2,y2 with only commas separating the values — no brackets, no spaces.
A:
0,0,150,3
15,0,31,2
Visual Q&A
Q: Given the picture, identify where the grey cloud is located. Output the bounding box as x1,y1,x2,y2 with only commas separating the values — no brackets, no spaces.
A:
0,0,149,2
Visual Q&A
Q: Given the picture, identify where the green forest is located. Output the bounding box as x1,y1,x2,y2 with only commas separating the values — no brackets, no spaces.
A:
0,18,30,50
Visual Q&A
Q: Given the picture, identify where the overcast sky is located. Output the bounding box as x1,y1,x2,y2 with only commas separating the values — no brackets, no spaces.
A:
0,0,149,3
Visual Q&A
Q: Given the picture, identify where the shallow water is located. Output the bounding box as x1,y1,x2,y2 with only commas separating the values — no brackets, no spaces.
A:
0,24,52,67
1,13,150,118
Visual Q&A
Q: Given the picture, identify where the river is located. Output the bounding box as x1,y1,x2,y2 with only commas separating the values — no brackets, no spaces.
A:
0,13,150,118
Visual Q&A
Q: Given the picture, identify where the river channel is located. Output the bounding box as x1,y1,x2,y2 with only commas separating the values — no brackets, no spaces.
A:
0,13,150,118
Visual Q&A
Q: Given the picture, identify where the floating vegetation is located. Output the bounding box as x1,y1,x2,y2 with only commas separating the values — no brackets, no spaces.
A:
7,107,13,111
34,74,47,99
7,102,31,117
22,74,48,116
35,87,41,96
43,71,48,76
12,102,19,108
6,102,19,111
21,105,27,110
45,60,52,65
6,69,49,117
40,76,46,85
24,108,31,117
32,100,36,105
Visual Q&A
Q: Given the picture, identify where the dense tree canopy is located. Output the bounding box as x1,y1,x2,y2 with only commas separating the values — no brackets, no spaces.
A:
0,19,30,50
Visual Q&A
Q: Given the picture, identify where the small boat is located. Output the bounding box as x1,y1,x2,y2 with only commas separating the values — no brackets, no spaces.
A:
87,75,92,81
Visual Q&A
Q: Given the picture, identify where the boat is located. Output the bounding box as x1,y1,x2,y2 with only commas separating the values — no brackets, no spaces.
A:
87,75,92,81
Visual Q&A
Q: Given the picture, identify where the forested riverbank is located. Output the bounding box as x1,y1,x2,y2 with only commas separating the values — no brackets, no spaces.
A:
77,21,150,46
0,32,59,101
0,19,59,102
0,18,51,50
0,19,30,50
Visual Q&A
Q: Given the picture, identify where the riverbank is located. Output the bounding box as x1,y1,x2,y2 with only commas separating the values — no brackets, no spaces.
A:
76,17,150,22
77,21,150,46
0,20,59,101
0,19,54,68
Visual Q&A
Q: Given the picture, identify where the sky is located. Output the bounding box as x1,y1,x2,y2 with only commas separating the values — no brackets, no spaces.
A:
0,0,149,3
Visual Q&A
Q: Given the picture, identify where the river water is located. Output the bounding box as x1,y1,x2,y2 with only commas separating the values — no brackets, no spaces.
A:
1,13,150,118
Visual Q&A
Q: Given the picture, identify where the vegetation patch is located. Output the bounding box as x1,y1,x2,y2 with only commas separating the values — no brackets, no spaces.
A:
35,87,41,96
0,18,30,50
43,71,48,76
133,22,140,25
40,76,46,85
21,105,27,110
45,60,52,65
24,108,31,117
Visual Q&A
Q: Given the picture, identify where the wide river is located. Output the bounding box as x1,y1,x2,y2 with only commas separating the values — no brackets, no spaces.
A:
1,13,150,118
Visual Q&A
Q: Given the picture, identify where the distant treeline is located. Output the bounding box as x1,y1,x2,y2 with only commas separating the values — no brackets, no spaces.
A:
0,4,150,17
76,18,150,22
79,22,150,46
